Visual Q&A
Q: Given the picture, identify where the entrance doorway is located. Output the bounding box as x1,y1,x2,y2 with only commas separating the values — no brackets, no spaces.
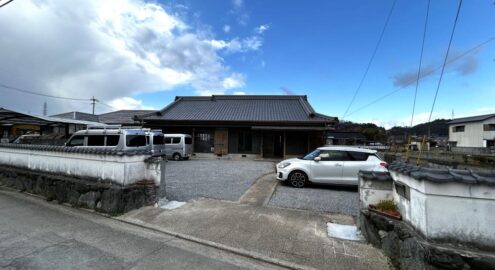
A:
262,133,284,158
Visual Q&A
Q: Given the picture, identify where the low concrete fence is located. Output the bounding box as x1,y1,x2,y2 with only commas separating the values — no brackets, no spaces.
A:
0,144,162,215
358,162,495,269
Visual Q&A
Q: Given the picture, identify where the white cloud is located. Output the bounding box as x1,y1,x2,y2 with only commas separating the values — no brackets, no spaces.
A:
232,0,243,9
109,97,155,110
255,24,269,34
222,74,245,89
206,36,263,53
0,0,252,114
233,91,246,95
230,0,249,26
223,25,231,33
476,107,495,114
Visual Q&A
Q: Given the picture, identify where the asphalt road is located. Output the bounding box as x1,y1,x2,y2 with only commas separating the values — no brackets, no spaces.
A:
0,190,283,270
164,160,274,202
268,183,359,216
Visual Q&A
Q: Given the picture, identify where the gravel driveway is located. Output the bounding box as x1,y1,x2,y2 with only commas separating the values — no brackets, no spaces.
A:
164,159,274,202
268,183,359,216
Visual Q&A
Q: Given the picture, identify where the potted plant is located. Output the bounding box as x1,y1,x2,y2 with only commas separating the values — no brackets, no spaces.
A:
369,199,401,220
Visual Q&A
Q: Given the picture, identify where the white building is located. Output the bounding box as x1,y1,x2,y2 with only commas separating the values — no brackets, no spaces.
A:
448,113,495,148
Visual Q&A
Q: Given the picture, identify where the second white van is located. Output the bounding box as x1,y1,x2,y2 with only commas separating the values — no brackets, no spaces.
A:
165,134,193,160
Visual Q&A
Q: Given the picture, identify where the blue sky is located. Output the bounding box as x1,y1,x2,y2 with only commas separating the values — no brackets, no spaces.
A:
135,0,495,127
1,0,494,128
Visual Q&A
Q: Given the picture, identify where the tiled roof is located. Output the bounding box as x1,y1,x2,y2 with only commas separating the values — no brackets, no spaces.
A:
140,95,336,123
99,110,156,125
388,161,495,186
448,113,495,125
0,143,151,156
51,111,100,122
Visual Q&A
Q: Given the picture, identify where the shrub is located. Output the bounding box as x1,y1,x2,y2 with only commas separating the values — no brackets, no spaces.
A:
376,199,397,211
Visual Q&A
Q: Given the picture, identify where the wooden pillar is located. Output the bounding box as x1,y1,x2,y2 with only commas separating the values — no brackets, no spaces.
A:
260,131,264,158
283,130,286,158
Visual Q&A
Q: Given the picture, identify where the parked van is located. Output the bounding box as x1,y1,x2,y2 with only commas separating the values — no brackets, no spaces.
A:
146,130,166,156
65,126,150,152
164,134,193,160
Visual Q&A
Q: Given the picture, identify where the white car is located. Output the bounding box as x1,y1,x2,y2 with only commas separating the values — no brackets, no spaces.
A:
276,146,388,188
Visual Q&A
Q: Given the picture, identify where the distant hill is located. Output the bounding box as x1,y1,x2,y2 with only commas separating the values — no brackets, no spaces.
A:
334,119,450,143
387,119,450,137
335,121,387,142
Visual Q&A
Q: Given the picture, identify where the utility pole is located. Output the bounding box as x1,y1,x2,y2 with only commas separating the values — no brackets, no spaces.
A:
91,96,98,115
43,102,47,116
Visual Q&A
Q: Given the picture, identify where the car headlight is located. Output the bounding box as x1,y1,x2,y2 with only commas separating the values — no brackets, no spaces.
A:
277,162,291,169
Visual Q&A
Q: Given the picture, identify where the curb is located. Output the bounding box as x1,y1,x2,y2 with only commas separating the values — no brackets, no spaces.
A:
114,216,318,270
0,188,315,270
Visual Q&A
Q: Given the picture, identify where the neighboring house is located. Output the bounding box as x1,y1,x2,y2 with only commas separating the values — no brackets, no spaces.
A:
448,113,495,148
52,110,156,126
0,107,104,144
51,111,100,122
137,95,337,158
99,110,155,126
326,131,366,145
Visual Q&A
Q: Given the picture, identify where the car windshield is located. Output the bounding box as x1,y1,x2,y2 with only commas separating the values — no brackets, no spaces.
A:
302,149,320,160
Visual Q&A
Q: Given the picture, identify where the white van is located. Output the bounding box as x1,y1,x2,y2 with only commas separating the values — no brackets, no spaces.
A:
164,134,193,160
65,126,150,152
146,130,166,156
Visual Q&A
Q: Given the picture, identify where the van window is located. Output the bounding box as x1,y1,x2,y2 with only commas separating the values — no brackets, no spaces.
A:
347,151,370,161
126,135,147,147
106,135,120,146
67,135,84,146
172,137,181,144
153,135,164,145
165,137,172,144
185,137,192,144
87,135,105,146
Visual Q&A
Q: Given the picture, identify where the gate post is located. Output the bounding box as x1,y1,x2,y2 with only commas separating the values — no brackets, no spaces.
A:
159,157,167,198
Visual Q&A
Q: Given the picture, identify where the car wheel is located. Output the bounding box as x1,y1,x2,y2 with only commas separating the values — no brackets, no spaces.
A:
172,153,181,161
289,171,307,188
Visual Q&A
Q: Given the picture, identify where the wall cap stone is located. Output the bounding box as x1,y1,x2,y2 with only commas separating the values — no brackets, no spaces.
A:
389,161,495,186
0,143,152,156
358,170,392,181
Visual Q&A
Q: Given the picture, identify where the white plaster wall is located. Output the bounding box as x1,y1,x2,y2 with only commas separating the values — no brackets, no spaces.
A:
358,177,393,209
0,147,160,186
425,194,495,248
390,171,495,248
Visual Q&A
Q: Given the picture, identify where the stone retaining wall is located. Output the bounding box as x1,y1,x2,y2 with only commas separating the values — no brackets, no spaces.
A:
0,165,158,215
359,210,495,270
0,144,162,215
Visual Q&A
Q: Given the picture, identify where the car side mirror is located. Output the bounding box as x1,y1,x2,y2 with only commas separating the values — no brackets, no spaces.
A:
314,157,321,162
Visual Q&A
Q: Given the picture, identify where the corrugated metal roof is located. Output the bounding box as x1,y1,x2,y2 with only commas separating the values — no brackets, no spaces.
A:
0,107,104,126
140,95,336,123
51,111,100,122
448,113,495,125
99,110,156,124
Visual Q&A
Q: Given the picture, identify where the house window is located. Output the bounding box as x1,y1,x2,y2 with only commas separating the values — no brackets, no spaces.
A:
453,125,465,133
483,124,495,131
238,132,252,152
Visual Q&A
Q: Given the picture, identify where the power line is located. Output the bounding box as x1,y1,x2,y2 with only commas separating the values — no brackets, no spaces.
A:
0,82,89,101
427,0,463,137
410,0,431,127
342,0,398,119
344,35,495,118
96,100,119,111
0,81,119,112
